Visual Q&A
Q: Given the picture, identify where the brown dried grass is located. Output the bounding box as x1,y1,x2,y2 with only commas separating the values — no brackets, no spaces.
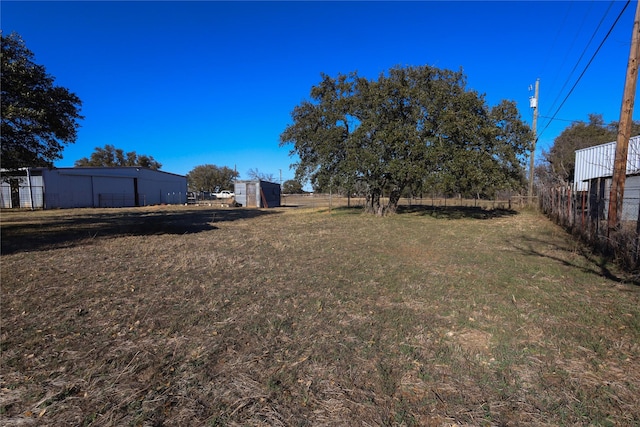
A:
1,201,639,426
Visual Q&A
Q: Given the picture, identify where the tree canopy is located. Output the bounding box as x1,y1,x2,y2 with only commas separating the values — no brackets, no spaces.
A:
280,65,532,215
187,164,238,192
282,179,304,194
540,114,640,185
74,144,162,170
1,32,83,170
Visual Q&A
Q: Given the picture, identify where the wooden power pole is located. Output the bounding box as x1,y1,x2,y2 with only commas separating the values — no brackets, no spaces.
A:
608,0,640,233
528,78,540,203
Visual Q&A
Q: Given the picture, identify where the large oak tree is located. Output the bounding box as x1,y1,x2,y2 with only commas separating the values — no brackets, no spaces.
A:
187,164,238,192
282,179,304,194
280,65,532,215
1,32,83,170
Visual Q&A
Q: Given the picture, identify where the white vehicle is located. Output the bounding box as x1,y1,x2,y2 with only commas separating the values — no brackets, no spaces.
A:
213,190,234,199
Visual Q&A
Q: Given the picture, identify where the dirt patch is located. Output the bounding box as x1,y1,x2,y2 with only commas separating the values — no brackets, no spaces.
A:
452,328,493,357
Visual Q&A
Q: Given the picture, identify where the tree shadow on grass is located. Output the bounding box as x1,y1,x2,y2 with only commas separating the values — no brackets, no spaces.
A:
0,207,281,255
315,206,366,215
510,235,640,287
309,205,519,219
398,205,519,220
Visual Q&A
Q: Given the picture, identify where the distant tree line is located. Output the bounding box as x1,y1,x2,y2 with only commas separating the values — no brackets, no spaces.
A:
280,65,532,215
75,144,162,170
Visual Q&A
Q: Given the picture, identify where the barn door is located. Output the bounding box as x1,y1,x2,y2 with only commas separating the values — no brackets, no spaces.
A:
246,183,257,207
10,179,21,208
133,178,139,207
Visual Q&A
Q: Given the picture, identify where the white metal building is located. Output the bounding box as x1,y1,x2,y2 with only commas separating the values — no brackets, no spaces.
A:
573,135,640,221
1,167,187,209
574,135,640,191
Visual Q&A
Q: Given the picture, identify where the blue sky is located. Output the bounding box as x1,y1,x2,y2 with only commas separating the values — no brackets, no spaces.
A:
2,1,638,184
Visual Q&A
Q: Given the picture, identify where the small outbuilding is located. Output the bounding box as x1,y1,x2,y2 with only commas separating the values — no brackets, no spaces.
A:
574,135,640,221
1,167,187,209
574,135,640,191
234,180,281,208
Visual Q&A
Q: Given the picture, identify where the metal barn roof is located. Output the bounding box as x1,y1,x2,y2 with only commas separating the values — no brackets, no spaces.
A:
573,135,640,191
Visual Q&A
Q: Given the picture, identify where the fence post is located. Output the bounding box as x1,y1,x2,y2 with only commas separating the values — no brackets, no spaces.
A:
635,187,640,267
595,180,600,237
568,186,572,227
581,189,586,234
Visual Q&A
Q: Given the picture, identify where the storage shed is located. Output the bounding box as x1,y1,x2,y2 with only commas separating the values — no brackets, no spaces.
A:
1,167,187,209
574,135,640,221
574,135,640,191
234,180,281,208
582,174,640,222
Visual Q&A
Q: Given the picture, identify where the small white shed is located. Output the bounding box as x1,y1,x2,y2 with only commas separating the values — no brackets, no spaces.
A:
234,180,281,208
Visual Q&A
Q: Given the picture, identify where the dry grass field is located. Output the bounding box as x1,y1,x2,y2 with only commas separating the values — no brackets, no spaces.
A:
1,200,639,426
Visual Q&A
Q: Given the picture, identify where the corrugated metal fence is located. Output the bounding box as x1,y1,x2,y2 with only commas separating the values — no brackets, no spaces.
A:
0,184,44,209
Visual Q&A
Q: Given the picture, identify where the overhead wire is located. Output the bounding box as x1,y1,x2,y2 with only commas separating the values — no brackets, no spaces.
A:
538,2,574,80
543,1,614,121
538,115,583,124
537,0,631,142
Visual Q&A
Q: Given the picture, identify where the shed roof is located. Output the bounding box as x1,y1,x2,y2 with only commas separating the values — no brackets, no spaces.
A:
13,166,188,179
573,135,640,190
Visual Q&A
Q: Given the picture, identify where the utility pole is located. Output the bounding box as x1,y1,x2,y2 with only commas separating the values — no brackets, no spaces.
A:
528,78,540,204
608,0,640,234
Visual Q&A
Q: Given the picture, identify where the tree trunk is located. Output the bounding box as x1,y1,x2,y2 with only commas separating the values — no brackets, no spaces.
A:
385,188,402,215
365,190,383,216
364,188,403,216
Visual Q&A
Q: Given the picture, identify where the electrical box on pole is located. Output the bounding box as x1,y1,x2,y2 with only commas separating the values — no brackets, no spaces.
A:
528,78,539,203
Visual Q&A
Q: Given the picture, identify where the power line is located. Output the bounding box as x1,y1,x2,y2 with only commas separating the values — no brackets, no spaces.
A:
540,2,575,84
538,115,582,123
544,1,615,120
538,0,631,142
